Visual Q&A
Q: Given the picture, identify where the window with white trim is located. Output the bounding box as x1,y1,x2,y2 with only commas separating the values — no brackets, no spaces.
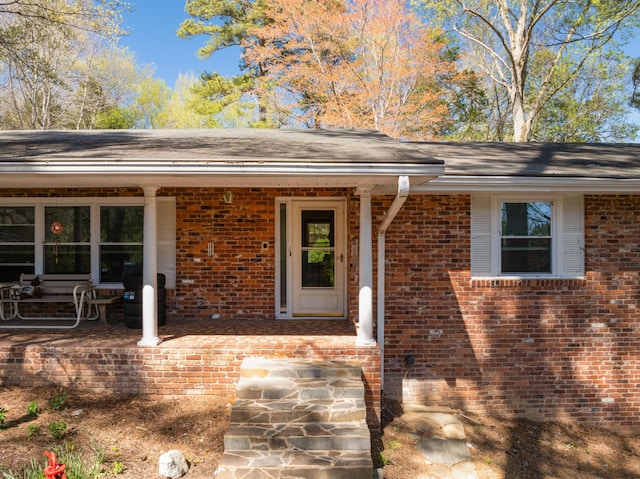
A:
501,201,552,274
0,206,35,280
0,198,176,287
99,206,144,283
471,195,584,278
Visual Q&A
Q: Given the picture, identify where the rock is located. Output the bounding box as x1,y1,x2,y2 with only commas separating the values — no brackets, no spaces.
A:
417,438,472,467
158,450,189,479
442,422,467,440
451,460,478,479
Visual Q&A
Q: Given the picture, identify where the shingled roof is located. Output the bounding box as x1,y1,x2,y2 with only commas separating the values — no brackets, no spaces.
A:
403,141,640,194
1,129,639,192
416,142,640,179
0,129,430,163
0,129,443,189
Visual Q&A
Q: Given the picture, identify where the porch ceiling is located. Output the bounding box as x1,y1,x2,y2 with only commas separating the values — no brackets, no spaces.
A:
0,129,443,190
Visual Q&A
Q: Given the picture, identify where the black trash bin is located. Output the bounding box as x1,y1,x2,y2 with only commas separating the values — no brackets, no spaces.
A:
123,272,167,329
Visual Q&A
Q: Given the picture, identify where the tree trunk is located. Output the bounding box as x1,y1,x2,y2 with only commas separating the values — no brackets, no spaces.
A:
510,6,530,143
512,92,529,142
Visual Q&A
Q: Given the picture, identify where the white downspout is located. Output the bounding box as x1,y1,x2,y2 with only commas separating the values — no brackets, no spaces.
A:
377,176,410,390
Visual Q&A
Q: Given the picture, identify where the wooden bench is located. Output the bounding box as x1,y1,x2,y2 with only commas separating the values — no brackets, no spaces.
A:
90,296,124,324
0,274,121,329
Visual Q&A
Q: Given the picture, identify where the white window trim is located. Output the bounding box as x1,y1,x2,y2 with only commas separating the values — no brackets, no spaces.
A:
0,197,176,288
471,194,584,279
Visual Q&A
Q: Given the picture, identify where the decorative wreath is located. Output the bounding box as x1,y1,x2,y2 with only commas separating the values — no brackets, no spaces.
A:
50,222,64,235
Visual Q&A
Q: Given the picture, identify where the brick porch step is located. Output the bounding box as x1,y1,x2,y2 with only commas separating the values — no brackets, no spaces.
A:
215,358,373,479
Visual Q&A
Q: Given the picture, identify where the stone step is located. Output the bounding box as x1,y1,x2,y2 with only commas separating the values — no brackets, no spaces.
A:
214,450,373,479
216,358,373,479
236,376,365,401
240,357,363,381
224,422,371,452
230,398,367,424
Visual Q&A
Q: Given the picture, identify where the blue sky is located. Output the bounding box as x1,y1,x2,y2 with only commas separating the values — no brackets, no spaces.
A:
119,0,241,87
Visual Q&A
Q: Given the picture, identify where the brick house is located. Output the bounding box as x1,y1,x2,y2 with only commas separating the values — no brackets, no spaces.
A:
1,130,639,432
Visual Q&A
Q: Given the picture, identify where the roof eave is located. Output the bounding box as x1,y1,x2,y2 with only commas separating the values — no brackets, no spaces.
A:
0,161,444,189
387,175,640,194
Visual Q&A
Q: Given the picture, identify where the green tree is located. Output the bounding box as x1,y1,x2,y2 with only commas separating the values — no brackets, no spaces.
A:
189,72,269,127
417,0,640,142
64,44,149,129
177,0,270,124
94,105,138,129
178,0,262,61
132,77,171,129
155,72,216,128
530,53,638,141
443,69,501,141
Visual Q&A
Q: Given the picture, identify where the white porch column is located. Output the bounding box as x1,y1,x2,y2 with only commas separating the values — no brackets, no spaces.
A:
357,187,375,346
137,186,161,347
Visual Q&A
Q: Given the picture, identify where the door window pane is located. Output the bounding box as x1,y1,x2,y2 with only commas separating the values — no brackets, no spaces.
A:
302,210,334,248
301,210,335,288
302,251,335,287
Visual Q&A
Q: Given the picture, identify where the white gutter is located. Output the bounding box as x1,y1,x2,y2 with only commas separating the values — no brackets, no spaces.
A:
0,160,443,177
373,176,640,194
377,175,410,390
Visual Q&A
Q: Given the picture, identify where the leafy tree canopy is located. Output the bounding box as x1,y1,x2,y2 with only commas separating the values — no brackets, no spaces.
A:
414,0,640,141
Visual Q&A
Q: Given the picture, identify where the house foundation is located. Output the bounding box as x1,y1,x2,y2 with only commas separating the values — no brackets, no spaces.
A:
0,320,382,429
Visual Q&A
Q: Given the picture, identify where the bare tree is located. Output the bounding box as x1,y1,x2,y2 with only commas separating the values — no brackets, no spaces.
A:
0,0,135,129
418,0,640,141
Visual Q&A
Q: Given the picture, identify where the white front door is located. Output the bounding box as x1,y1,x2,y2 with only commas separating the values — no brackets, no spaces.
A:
277,199,346,318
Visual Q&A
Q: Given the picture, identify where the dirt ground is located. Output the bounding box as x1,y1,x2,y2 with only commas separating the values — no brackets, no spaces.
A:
1,387,639,479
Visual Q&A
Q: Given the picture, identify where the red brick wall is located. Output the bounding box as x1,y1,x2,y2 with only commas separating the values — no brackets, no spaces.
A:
0,187,382,426
379,194,640,432
164,187,354,320
2,188,639,430
0,187,356,321
0,339,381,428
168,187,277,320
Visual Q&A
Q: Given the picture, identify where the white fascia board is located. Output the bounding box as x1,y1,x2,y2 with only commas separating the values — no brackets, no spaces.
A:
0,159,444,178
387,176,640,194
